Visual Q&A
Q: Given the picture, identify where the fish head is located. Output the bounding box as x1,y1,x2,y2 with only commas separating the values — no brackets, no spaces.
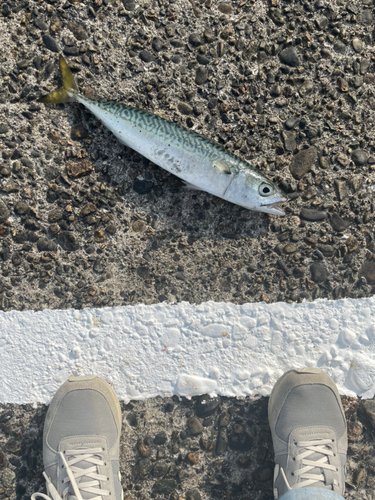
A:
224,170,288,216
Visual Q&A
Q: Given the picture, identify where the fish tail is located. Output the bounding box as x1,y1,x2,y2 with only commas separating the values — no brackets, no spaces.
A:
38,55,78,104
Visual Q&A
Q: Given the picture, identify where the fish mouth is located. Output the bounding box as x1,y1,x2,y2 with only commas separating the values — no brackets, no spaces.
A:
260,200,287,216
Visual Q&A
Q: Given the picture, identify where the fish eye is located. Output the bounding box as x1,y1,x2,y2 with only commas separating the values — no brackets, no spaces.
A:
259,182,274,197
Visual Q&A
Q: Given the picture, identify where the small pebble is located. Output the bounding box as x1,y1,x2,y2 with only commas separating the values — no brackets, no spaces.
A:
310,262,327,283
203,28,216,43
37,237,57,252
217,3,233,14
351,150,368,166
335,180,349,201
137,439,150,457
57,231,79,251
216,430,228,455
154,432,167,445
289,147,317,180
283,243,297,254
187,416,203,435
133,179,153,194
139,50,155,63
0,123,9,134
189,33,204,47
66,160,93,178
0,200,10,223
315,16,328,30
333,41,346,54
330,213,350,232
359,262,375,285
14,201,29,215
279,47,300,67
195,67,208,85
362,400,375,429
152,38,164,52
284,117,299,130
178,102,193,115
123,0,135,10
282,131,296,152
67,21,87,41
153,479,177,495
187,452,199,464
300,209,327,222
42,34,60,53
352,38,363,53
132,220,146,232
197,54,210,65
195,396,220,417
186,490,202,500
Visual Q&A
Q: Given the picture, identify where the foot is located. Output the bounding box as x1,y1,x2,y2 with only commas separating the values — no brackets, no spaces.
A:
268,367,347,499
32,375,123,500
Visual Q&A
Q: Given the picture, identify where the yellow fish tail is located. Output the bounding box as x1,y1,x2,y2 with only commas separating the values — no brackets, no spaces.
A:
38,55,78,104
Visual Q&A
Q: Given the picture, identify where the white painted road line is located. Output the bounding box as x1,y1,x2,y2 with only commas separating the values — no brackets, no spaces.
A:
1,298,375,404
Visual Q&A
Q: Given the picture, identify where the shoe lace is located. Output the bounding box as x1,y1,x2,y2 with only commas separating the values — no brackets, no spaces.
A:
282,438,339,490
31,448,110,500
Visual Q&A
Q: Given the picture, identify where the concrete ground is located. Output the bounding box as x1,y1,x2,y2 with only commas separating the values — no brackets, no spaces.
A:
1,0,375,498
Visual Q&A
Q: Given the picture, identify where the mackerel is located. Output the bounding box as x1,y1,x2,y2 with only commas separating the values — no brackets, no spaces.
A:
39,56,287,216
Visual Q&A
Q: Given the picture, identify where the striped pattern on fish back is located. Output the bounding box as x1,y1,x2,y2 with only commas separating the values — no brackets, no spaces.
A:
98,100,236,161
76,94,260,175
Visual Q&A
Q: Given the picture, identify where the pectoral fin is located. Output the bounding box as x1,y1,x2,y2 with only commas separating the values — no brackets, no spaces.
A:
213,160,231,174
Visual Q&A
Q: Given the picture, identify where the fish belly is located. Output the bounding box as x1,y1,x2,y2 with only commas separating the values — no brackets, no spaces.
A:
117,127,233,197
80,99,233,198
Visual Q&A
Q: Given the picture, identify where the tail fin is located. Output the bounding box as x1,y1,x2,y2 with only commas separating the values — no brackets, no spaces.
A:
38,55,78,104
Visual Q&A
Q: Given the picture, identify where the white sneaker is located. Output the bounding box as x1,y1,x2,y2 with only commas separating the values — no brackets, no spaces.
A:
268,368,347,499
32,375,123,500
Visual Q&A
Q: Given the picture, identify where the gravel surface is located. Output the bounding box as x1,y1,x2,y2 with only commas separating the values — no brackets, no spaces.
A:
0,394,375,500
1,0,375,499
1,0,375,310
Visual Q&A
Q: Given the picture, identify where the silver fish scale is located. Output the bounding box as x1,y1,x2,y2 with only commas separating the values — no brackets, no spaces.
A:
76,94,261,177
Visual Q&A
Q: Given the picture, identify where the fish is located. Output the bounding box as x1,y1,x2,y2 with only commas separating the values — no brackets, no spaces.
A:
39,56,287,216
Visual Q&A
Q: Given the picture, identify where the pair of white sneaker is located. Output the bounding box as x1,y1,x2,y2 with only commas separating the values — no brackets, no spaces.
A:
32,368,347,500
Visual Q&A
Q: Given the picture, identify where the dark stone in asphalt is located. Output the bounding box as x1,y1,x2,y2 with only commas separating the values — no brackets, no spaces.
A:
195,67,208,85
57,231,79,251
310,262,327,283
0,200,10,223
195,395,220,417
289,147,317,179
139,50,155,63
300,209,327,221
351,149,368,166
279,47,300,67
154,431,167,445
359,262,375,285
216,429,228,455
37,237,57,252
330,213,350,232
42,34,60,53
187,416,203,435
